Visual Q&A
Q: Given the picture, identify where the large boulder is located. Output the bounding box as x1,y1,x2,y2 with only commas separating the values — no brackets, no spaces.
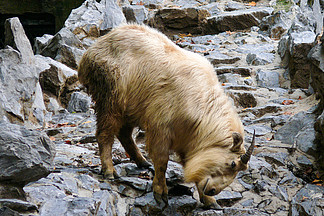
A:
36,55,79,108
38,0,126,69
0,122,55,185
149,7,210,34
0,17,47,126
204,7,273,34
278,31,316,89
274,111,317,156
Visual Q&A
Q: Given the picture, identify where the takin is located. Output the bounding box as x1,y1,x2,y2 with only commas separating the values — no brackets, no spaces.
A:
78,24,255,209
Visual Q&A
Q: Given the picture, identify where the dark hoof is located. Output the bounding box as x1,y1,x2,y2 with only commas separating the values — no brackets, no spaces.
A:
137,160,152,169
102,170,119,180
153,191,168,207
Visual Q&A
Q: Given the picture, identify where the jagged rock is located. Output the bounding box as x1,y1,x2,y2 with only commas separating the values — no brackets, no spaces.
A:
229,91,257,108
245,124,272,136
150,7,210,34
0,199,38,213
67,92,92,113
36,55,79,108
256,69,280,88
290,184,324,216
259,10,292,39
207,51,241,65
204,7,274,34
39,27,86,69
33,34,54,54
214,66,251,77
0,122,55,184
246,52,274,65
4,17,34,64
225,2,246,12
215,190,242,206
218,73,244,85
65,0,125,38
274,111,316,155
256,152,288,166
134,192,197,216
101,0,127,32
0,17,49,126
241,104,283,117
279,30,316,88
296,155,313,167
123,5,148,24
308,32,324,112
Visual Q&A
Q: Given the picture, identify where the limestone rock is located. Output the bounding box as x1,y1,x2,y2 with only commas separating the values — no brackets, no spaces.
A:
0,122,55,184
204,7,274,34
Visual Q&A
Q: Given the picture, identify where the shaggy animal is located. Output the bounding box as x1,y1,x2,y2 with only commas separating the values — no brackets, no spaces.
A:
78,24,255,209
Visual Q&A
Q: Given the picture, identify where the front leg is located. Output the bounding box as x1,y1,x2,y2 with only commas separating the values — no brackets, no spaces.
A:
147,131,170,206
197,183,222,209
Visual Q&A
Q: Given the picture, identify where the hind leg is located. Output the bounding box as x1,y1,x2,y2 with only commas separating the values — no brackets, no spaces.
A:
117,124,151,168
97,115,121,179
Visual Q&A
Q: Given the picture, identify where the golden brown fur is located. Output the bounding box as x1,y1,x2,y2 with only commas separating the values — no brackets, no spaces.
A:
78,23,247,208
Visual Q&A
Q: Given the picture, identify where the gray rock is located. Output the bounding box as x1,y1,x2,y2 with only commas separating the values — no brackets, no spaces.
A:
204,7,274,34
207,51,241,65
256,69,280,88
33,34,54,54
4,17,34,64
256,152,288,166
279,30,316,88
295,126,316,156
135,192,197,216
101,0,127,32
274,111,316,145
259,10,292,39
36,55,79,108
215,190,242,205
296,155,313,167
39,27,86,69
290,184,324,216
246,52,274,65
309,36,324,112
0,122,55,184
0,21,47,126
67,92,92,113
117,176,151,191
269,185,289,201
245,124,272,136
123,5,148,24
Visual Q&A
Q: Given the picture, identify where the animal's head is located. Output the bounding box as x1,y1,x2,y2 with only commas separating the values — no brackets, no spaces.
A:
184,131,255,197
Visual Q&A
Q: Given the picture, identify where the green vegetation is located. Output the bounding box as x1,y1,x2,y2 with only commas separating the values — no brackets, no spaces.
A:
274,0,294,12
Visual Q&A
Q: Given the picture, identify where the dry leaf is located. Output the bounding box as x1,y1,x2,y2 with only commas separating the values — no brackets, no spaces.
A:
65,140,72,144
222,83,226,86
298,96,302,100
282,100,294,105
226,31,235,35
247,1,256,6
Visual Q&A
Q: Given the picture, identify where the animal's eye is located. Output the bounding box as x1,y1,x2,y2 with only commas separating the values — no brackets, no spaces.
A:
231,161,236,169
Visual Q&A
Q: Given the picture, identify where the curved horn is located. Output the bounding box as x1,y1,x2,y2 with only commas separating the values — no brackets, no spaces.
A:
241,130,255,164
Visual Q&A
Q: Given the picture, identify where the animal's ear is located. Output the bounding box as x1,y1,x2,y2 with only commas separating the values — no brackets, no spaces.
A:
231,132,243,152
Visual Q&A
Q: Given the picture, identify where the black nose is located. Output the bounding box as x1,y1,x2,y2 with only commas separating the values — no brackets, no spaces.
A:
204,188,216,196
